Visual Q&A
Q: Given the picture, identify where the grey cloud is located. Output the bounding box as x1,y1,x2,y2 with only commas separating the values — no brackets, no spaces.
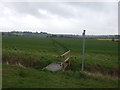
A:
2,2,113,19
0,2,118,35
2,2,90,18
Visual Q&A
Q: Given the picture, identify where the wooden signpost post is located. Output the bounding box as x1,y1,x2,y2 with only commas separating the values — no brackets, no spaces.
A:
82,30,86,72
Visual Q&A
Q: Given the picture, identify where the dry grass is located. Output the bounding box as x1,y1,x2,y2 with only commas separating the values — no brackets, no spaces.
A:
83,71,118,80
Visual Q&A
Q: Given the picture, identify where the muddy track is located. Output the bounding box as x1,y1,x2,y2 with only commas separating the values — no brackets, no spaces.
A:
51,39,69,53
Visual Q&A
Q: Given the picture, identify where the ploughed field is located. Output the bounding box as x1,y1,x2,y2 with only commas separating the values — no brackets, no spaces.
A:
2,36,118,88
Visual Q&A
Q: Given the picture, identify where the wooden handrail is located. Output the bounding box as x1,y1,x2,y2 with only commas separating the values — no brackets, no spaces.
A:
59,50,71,71
60,50,71,58
64,57,70,63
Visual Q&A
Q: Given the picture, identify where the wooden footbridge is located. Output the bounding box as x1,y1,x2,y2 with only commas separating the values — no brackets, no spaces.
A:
43,50,71,71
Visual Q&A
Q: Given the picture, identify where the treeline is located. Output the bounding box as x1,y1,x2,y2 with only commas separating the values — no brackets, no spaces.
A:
2,31,120,39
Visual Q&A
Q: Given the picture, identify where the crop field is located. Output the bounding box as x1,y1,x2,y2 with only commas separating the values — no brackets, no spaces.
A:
2,36,118,88
96,38,120,40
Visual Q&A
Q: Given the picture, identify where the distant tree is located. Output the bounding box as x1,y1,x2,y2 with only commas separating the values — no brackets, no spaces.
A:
60,35,64,38
112,38,115,41
51,35,57,38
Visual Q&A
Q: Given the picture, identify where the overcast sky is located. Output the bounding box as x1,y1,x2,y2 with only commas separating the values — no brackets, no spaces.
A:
0,2,118,35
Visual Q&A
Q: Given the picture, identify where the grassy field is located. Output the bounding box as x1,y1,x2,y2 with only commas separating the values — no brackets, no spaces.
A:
2,36,118,88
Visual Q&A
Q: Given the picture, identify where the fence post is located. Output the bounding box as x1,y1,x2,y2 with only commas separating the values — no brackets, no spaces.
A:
82,30,86,72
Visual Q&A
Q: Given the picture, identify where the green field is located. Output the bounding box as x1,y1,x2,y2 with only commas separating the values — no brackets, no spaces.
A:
2,36,118,88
